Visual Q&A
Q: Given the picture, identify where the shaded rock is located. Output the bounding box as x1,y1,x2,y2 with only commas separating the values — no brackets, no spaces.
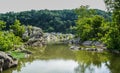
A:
26,37,45,47
82,41,92,46
0,59,4,72
70,46,80,50
97,48,104,52
22,26,43,40
92,41,106,48
24,26,46,47
0,51,18,72
14,45,26,52
69,38,80,44
86,48,95,51
70,46,105,52
92,41,101,46
85,48,104,52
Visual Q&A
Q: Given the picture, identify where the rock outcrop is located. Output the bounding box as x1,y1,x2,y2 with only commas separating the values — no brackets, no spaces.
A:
23,26,46,47
44,32,74,43
70,45,106,52
0,51,18,72
69,38,80,44
70,46,80,50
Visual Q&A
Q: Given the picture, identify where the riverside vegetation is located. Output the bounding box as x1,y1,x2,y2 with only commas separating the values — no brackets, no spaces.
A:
0,0,120,72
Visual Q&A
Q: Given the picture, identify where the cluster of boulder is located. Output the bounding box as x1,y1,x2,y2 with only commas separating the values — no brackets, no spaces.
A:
70,46,106,52
70,40,107,52
0,51,18,72
44,32,74,43
0,26,46,72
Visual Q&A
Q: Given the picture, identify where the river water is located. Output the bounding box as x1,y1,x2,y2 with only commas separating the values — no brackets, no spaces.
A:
3,44,120,73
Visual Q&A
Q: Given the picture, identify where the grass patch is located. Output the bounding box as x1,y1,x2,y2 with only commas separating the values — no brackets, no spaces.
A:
8,51,25,59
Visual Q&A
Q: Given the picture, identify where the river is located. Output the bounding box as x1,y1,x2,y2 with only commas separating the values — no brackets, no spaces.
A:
3,44,120,73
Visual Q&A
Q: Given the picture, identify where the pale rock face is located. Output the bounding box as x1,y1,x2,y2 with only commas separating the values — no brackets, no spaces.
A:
44,32,74,43
22,26,43,40
23,26,45,47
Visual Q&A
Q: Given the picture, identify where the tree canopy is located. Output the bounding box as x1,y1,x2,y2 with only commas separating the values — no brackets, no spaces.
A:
0,9,111,33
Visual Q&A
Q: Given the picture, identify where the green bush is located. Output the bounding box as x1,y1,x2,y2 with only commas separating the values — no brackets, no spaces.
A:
0,31,22,51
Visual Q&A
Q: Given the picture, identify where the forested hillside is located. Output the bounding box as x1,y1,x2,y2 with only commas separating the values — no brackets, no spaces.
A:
0,9,111,33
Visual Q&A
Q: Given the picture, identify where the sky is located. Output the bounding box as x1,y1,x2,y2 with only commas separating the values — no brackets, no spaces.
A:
0,0,106,13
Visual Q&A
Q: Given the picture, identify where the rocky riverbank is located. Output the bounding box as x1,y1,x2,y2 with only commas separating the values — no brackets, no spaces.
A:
44,32,74,43
70,45,106,52
0,26,45,72
69,40,107,52
0,51,18,72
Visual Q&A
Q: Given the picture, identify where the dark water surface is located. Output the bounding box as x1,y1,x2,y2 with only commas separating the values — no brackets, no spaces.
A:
3,44,120,73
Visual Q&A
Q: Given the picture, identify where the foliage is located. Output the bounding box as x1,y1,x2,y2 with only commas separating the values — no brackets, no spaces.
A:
76,12,104,41
10,19,25,37
75,5,95,18
0,31,22,51
9,51,25,59
74,50,109,66
101,25,120,49
103,0,120,50
0,20,6,30
0,9,111,33
75,3,120,50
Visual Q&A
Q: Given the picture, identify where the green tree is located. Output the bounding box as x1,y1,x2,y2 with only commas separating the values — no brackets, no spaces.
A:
75,5,95,18
0,9,110,33
10,19,25,37
0,31,22,51
103,0,120,50
76,17,92,41
0,20,6,30
91,15,104,40
76,14,104,41
101,25,120,49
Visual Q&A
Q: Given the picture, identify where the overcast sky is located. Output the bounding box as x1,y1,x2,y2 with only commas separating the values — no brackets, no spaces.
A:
0,0,106,13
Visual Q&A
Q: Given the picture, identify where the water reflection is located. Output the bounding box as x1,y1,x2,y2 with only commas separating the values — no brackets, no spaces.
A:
74,62,110,73
3,44,120,73
13,60,78,73
74,51,110,73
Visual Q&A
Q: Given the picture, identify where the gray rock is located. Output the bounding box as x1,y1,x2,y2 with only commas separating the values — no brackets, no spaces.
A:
23,26,46,47
70,46,80,50
22,26,43,40
82,41,93,46
0,59,4,72
85,48,94,51
97,48,104,52
92,41,101,46
69,38,80,44
0,51,18,72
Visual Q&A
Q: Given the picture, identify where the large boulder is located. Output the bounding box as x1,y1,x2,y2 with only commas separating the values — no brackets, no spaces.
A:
69,38,80,44
22,26,43,40
23,26,45,47
82,41,93,46
44,33,74,43
26,37,45,47
0,51,18,72
70,46,80,50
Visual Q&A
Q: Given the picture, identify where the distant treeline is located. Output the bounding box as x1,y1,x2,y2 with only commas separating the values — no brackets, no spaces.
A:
0,9,111,33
